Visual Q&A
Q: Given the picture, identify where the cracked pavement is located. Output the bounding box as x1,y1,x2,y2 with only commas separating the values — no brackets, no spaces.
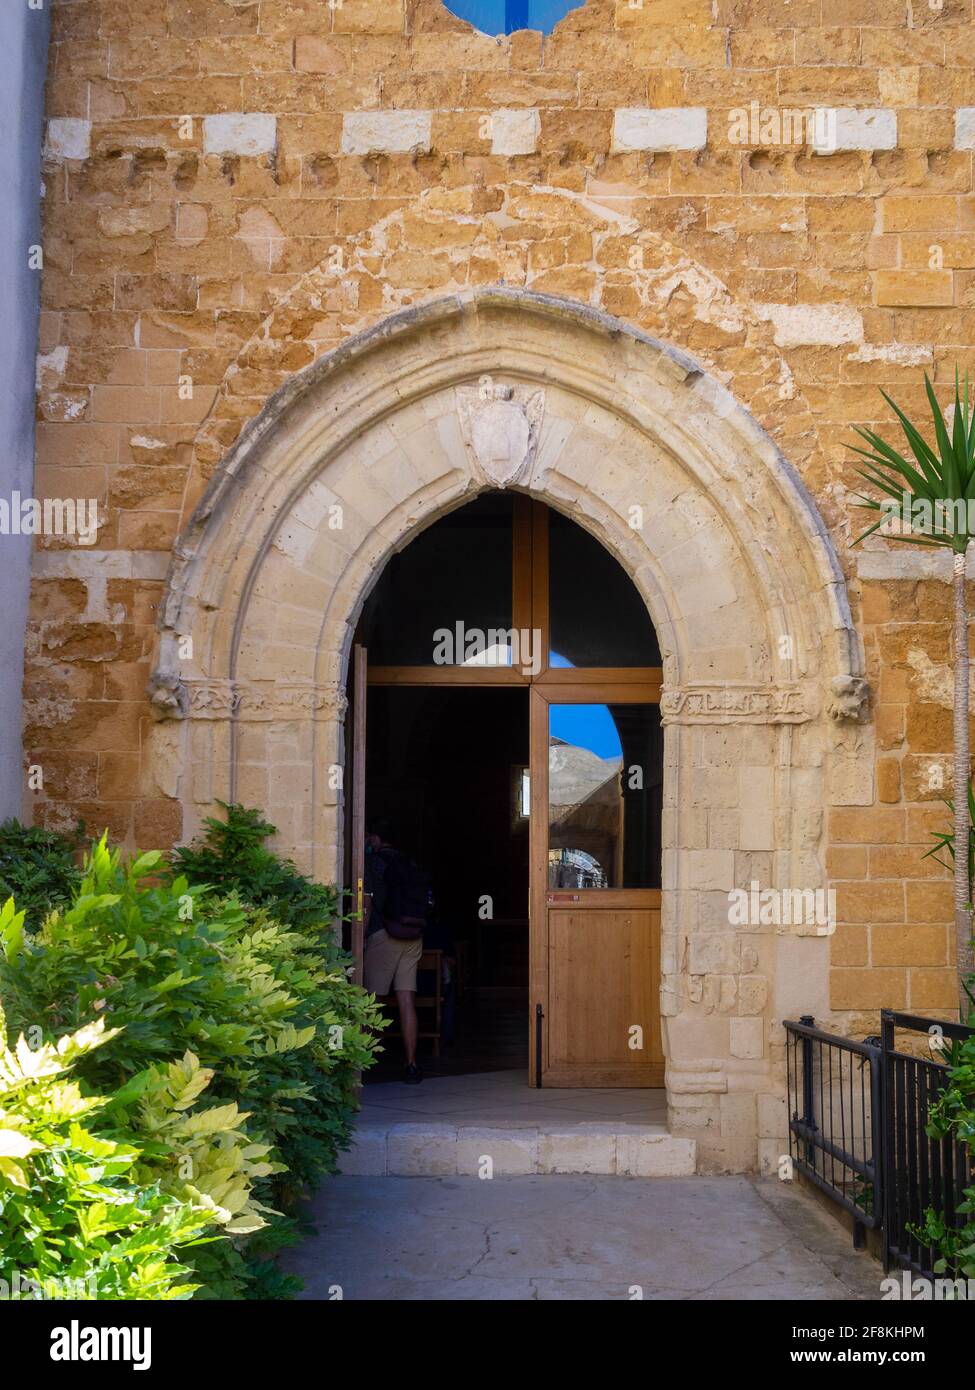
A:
282,1174,882,1301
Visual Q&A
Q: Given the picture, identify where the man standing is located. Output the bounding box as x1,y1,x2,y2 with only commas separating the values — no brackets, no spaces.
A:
363,820,426,1084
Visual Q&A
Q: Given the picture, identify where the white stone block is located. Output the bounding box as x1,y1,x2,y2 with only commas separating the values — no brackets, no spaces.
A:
337,1129,387,1176
612,107,707,153
203,113,277,157
719,1091,758,1137
812,107,896,153
341,111,432,156
45,118,91,161
684,848,735,892
455,1127,538,1176
955,108,975,150
856,550,955,581
757,1093,788,1140
755,302,863,348
827,753,875,807
730,1017,765,1060
386,1124,457,1176
739,974,769,1016
616,1132,697,1177
537,1131,616,1175
490,108,540,156
688,932,738,975
758,1138,787,1176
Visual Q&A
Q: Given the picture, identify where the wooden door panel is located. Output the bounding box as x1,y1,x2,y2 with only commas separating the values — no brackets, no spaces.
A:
530,684,664,1087
545,907,662,1087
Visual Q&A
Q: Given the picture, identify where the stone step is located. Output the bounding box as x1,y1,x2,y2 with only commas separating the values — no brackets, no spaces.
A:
338,1122,697,1178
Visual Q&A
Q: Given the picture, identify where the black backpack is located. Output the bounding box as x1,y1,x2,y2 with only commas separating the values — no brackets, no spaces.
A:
379,848,432,941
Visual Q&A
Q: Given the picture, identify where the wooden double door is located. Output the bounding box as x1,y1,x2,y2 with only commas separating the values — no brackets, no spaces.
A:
349,495,664,1087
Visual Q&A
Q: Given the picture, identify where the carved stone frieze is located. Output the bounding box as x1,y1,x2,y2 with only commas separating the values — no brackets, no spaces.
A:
659,684,814,725
148,675,348,722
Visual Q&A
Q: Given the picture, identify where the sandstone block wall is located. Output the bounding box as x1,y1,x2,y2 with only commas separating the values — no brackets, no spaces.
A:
28,0,975,1060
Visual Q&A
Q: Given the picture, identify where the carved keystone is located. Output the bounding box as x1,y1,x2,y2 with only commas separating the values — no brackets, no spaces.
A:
456,382,544,489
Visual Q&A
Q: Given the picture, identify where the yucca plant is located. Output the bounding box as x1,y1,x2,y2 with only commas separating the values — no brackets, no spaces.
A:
924,783,975,891
849,372,975,1019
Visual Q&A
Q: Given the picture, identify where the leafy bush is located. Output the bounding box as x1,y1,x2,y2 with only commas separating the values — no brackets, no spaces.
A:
0,819,83,929
0,1008,215,1300
917,1025,975,1279
170,803,387,1197
171,803,343,935
0,818,384,1297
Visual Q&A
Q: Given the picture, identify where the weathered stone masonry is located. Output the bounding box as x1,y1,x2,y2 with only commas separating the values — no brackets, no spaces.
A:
25,0,975,1166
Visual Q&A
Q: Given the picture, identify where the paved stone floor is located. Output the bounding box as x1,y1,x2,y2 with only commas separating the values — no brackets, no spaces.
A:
359,1069,669,1126
283,1174,881,1301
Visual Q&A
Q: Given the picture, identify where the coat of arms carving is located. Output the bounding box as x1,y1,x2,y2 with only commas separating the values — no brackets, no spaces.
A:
456,383,545,488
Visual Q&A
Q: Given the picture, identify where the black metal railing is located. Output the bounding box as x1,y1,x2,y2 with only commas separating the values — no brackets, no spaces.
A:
785,1014,882,1242
785,1010,974,1276
880,1010,972,1276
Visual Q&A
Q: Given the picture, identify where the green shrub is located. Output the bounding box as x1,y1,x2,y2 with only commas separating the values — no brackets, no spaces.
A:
0,819,83,930
170,802,387,1197
0,827,384,1297
0,1005,216,1300
918,1025,975,1279
171,802,344,936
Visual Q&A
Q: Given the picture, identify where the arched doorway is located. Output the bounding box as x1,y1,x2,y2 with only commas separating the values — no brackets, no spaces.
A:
149,289,864,1169
348,492,665,1086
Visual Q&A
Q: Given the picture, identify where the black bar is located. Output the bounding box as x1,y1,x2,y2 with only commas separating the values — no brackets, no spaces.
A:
868,1032,883,1228
788,1117,875,1181
534,1001,543,1088
784,1017,880,1058
799,1014,815,1169
883,1010,972,1043
790,1154,883,1229
905,1057,919,1268
881,1008,896,1273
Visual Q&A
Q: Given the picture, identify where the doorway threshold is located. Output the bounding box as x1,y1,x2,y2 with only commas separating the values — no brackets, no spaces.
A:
341,1071,696,1177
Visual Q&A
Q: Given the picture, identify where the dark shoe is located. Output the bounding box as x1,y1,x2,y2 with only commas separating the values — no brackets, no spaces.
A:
403,1063,423,1085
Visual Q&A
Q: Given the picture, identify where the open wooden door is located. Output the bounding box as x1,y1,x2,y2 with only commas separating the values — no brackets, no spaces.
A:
349,643,367,986
530,684,664,1087
355,493,665,1085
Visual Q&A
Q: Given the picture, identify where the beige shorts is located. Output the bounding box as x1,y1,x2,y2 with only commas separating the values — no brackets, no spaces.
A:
364,929,423,994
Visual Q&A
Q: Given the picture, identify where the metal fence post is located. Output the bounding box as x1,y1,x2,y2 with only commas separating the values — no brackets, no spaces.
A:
862,1029,883,1255
880,1008,895,1274
799,1013,816,1167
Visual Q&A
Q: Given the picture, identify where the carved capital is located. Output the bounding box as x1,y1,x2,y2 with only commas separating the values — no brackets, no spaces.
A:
456,382,544,488
147,670,187,721
825,675,870,723
660,683,814,725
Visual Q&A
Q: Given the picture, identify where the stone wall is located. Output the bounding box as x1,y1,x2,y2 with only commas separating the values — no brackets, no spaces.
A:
27,0,975,1150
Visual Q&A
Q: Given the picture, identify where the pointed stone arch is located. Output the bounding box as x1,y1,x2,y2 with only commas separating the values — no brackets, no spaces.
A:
149,287,866,1170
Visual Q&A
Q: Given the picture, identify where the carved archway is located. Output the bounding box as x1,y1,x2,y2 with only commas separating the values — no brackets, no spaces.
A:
149,288,865,1171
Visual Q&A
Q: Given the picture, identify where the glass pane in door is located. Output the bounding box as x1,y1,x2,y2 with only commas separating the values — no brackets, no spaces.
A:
548,510,661,668
359,492,514,665
548,703,662,889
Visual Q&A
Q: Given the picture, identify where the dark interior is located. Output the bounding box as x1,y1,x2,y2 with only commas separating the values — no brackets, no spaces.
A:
364,685,530,1078
358,493,514,667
